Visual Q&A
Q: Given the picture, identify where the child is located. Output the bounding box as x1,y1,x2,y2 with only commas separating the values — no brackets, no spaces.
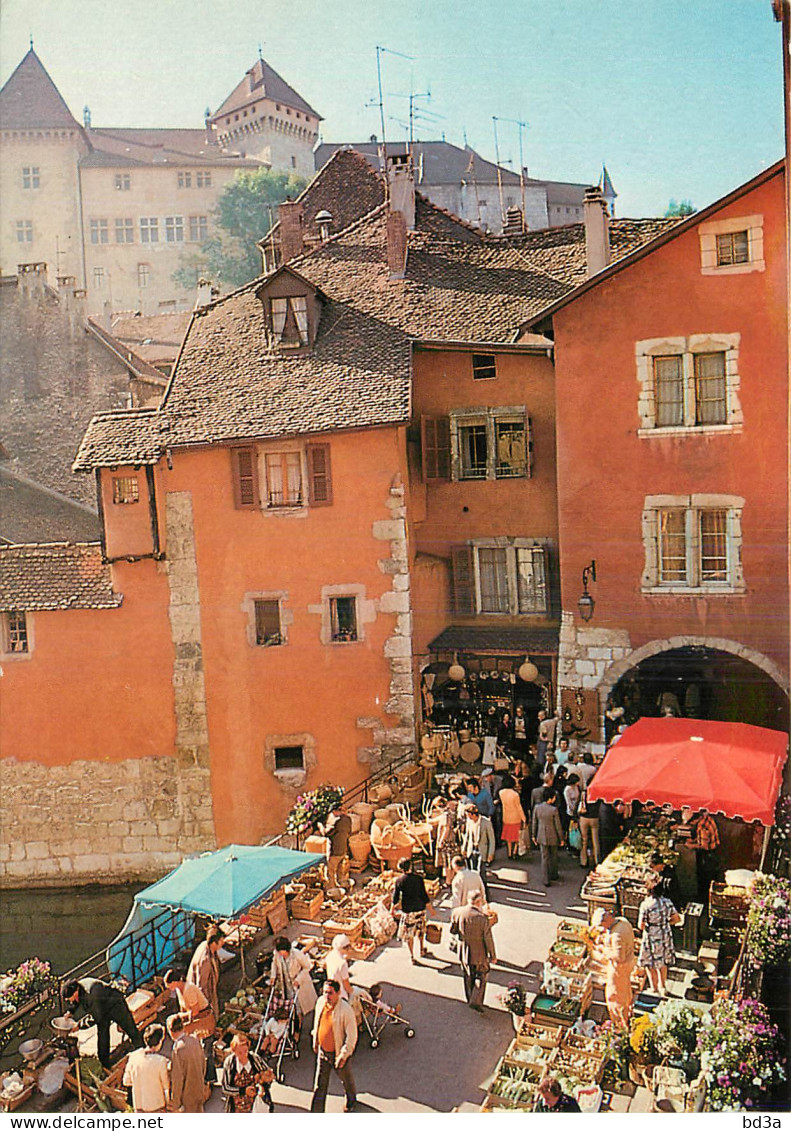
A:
260,1006,289,1055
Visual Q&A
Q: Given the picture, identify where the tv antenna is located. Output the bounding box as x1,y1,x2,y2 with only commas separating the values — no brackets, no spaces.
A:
373,46,413,191
493,115,528,228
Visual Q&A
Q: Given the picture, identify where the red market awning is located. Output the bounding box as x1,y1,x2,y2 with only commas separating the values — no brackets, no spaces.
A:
587,717,788,826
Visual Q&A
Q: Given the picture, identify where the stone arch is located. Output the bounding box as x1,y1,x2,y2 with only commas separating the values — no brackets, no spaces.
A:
598,635,789,705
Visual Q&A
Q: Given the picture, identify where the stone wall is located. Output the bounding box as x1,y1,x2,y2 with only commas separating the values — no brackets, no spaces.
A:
557,610,633,752
356,473,417,770
0,754,201,888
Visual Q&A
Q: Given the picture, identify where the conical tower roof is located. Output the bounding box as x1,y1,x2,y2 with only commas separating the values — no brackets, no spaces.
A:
211,56,321,123
0,47,80,130
598,164,617,200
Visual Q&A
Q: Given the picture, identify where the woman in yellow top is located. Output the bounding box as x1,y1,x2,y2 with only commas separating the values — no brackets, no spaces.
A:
498,773,527,859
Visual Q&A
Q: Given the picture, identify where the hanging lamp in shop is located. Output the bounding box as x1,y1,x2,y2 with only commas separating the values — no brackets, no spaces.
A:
518,656,538,682
448,653,466,681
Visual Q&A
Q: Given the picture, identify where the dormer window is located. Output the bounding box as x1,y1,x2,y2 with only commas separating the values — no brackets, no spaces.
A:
271,296,309,347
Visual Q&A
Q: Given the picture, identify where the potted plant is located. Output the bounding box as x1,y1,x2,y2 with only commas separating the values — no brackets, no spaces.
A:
652,999,701,1079
0,958,56,1015
600,1021,631,1089
498,981,529,1029
628,1013,658,1086
285,784,345,838
698,997,786,1111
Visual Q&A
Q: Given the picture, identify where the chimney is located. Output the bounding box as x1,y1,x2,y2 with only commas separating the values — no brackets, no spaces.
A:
387,153,415,231
195,276,219,309
315,210,334,243
17,261,47,298
502,206,526,237
584,186,610,277
204,107,214,146
278,200,305,263
387,211,408,279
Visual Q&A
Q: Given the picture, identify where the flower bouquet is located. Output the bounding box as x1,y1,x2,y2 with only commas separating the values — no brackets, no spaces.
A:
0,957,57,1014
628,1013,658,1085
652,999,700,1077
285,784,345,837
746,873,791,967
499,980,529,1026
698,997,786,1111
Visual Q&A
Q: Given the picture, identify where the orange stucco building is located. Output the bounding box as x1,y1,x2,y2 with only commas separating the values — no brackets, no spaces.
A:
523,161,789,746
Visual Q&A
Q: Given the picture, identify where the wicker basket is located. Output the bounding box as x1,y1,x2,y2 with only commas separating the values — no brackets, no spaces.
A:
425,922,442,944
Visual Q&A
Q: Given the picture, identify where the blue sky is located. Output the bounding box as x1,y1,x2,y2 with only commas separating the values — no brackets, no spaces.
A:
1,0,783,216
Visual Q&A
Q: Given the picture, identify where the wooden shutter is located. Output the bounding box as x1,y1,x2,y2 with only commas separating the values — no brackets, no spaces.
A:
526,414,534,478
421,415,451,481
307,442,333,506
451,544,476,615
231,446,259,509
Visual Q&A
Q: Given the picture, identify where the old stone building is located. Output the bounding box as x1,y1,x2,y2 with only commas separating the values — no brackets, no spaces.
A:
313,140,605,233
0,154,668,886
0,48,319,315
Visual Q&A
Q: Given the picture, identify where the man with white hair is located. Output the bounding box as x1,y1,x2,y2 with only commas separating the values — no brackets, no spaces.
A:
450,889,496,1012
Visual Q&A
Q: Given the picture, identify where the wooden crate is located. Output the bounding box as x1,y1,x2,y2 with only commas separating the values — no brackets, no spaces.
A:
348,938,377,961
0,1082,36,1113
562,1031,608,1058
322,917,364,945
556,919,589,945
291,891,324,921
514,1019,562,1049
547,943,588,974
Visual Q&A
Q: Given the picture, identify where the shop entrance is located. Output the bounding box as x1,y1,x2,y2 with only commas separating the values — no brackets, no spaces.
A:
604,645,789,745
421,655,552,744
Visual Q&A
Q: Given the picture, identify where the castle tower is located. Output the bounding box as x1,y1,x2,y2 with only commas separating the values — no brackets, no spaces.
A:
598,164,617,218
208,57,321,181
0,48,89,284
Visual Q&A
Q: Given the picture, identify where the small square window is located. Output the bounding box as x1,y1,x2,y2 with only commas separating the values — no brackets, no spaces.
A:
716,230,749,266
115,173,131,191
3,611,28,653
472,354,497,381
330,596,358,642
178,172,192,189
165,216,184,243
112,476,139,504
274,745,304,771
196,171,212,188
22,166,40,189
254,598,282,646
16,220,33,243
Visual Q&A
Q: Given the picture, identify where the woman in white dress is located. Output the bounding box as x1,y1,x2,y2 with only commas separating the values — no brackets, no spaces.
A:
269,936,317,1039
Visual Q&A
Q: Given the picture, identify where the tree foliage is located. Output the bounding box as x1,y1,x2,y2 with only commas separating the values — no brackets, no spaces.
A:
664,198,695,218
174,168,306,291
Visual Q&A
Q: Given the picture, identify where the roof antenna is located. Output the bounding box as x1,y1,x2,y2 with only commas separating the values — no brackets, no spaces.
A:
29,34,34,50
257,43,264,64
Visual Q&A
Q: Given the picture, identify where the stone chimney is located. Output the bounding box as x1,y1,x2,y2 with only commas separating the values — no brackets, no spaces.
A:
278,200,305,263
387,153,415,231
17,262,48,298
502,206,526,237
584,186,611,277
195,277,219,309
387,211,408,279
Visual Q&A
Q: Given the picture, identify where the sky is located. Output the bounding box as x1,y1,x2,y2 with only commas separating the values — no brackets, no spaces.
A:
0,0,784,216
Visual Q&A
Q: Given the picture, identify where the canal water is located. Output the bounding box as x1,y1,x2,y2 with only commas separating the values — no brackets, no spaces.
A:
0,884,145,975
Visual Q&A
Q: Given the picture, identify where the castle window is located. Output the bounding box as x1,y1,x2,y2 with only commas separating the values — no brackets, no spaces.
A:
140,217,159,243
112,476,140,504
22,166,40,189
196,171,212,188
137,263,150,288
165,216,184,243
115,218,134,243
189,215,209,242
114,173,131,191
177,172,192,189
93,266,105,288
90,219,109,244
16,220,33,243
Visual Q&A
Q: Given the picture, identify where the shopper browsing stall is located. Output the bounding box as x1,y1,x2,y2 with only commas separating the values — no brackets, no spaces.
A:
392,857,433,964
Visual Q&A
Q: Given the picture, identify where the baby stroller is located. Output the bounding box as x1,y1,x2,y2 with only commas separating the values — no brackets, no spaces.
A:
358,984,415,1048
254,986,301,1082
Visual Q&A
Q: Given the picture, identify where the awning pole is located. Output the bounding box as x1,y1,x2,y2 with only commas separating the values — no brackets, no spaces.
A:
759,825,771,872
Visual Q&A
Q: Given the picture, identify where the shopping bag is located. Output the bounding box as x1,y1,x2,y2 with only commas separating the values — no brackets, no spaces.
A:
568,822,582,851
518,826,531,855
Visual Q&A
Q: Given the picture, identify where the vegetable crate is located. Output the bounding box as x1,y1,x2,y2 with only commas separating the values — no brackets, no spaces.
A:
0,1082,36,1113
556,919,589,945
708,883,748,923
547,942,588,974
290,891,324,921
322,917,365,945
514,1019,563,1049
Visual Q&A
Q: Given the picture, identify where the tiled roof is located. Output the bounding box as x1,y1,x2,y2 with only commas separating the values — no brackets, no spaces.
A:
73,173,677,466
0,48,80,131
211,58,320,122
86,319,168,384
314,140,526,187
428,625,560,654
0,542,121,611
80,128,259,169
72,408,164,471
0,470,99,544
259,148,386,254
110,312,192,368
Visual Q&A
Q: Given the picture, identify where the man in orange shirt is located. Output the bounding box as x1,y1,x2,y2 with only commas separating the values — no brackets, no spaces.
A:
310,980,358,1112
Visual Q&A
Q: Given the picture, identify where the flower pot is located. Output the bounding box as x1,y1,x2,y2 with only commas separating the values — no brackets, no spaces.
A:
511,1011,525,1033
629,1056,652,1087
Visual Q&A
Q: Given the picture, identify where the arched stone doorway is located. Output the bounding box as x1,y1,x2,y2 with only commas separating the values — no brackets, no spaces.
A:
601,640,789,744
